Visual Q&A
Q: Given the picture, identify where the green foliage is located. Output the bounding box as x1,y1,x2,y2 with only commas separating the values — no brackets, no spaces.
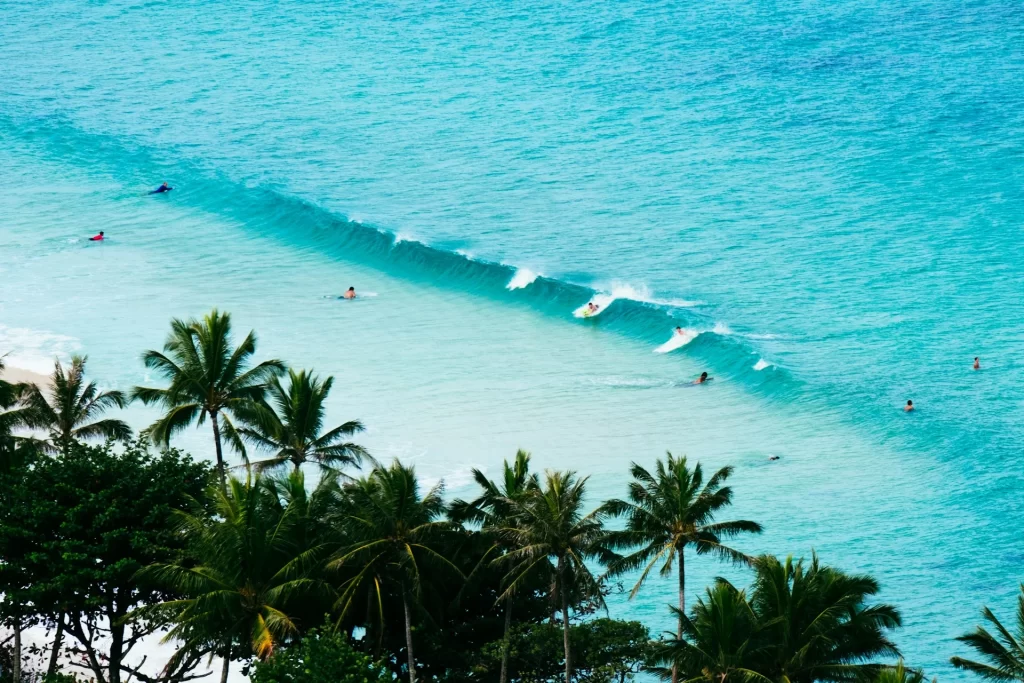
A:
0,439,211,683
249,622,390,683
478,618,653,683
131,309,285,487
19,355,130,453
237,368,368,475
951,585,1024,681
874,661,928,683
655,554,902,683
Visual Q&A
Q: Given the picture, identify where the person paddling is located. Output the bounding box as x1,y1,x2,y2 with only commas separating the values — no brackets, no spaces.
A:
694,371,711,385
149,182,173,194
89,231,105,241
343,287,356,300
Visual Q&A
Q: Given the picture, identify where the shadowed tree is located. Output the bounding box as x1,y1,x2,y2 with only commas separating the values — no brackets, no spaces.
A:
138,473,333,683
875,661,929,683
20,355,130,454
237,368,368,475
751,554,902,683
330,461,463,683
449,450,541,683
497,470,613,683
652,580,770,683
603,453,762,683
951,585,1024,681
132,309,284,489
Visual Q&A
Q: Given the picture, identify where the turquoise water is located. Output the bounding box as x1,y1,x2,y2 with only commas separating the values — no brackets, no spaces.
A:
2,0,1023,678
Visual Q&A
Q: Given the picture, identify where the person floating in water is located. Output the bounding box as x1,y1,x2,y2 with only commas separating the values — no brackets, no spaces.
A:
89,231,105,241
342,287,356,300
674,326,685,336
149,182,173,194
904,400,914,412
768,455,780,461
694,371,711,384
973,357,980,370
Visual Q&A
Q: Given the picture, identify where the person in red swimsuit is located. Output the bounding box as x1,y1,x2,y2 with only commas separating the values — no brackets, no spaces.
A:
89,231,105,241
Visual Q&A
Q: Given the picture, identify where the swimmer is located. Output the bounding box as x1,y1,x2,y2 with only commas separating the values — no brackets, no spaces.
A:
694,371,711,385
904,400,914,412
973,357,980,370
588,302,599,314
342,287,356,300
675,326,685,336
89,231,105,241
149,182,173,194
768,455,780,461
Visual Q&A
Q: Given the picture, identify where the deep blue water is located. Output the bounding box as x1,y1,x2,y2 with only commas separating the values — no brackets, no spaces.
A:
2,0,1023,679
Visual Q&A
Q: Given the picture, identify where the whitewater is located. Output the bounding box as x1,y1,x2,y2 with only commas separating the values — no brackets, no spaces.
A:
2,0,1023,679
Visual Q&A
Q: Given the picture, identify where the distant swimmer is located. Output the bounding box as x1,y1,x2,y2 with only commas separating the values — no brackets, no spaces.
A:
89,231,105,241
675,326,685,336
973,357,980,370
904,400,914,412
768,455,780,461
342,287,356,300
694,371,711,385
149,182,173,194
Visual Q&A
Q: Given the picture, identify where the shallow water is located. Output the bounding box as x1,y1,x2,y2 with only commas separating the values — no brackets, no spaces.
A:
2,0,1023,678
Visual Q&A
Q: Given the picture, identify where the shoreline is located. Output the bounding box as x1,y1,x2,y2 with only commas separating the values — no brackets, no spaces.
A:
0,365,50,387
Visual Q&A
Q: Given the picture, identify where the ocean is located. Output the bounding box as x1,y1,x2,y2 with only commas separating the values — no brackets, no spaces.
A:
2,0,1023,678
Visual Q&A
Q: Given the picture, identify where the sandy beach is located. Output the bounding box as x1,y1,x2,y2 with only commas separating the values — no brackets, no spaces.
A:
0,365,49,387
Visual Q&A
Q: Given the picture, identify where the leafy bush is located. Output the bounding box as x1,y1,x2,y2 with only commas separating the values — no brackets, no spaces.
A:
249,623,390,683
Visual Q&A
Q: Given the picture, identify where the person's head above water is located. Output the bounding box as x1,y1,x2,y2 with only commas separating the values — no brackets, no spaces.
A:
700,372,708,380
347,286,354,292
98,231,104,236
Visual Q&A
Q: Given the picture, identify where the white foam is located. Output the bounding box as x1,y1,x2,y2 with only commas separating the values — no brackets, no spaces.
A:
573,293,617,318
753,358,771,371
507,268,539,290
654,328,701,353
392,232,415,245
593,281,702,308
711,322,733,336
0,325,80,374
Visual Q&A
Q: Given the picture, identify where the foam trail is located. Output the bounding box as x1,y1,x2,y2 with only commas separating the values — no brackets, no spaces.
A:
712,322,733,335
573,293,617,318
654,328,701,353
753,358,771,371
507,268,539,290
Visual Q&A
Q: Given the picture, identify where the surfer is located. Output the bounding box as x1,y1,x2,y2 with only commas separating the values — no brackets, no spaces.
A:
342,287,356,300
904,400,914,412
149,182,173,194
973,357,980,370
89,231,105,241
587,302,599,315
674,326,685,336
768,455,780,461
694,371,711,384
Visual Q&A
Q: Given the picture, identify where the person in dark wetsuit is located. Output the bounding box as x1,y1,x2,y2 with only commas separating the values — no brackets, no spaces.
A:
149,182,173,194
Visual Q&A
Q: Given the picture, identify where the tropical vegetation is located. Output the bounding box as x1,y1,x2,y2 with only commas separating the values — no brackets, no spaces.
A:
0,309,1013,683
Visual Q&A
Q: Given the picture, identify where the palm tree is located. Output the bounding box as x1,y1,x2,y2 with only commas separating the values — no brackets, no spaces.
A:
19,355,130,454
449,450,540,683
0,357,35,471
330,461,463,683
875,661,928,683
951,585,1024,681
236,368,368,475
603,453,762,683
750,554,901,683
652,580,769,683
138,473,332,683
131,310,284,489
497,470,613,683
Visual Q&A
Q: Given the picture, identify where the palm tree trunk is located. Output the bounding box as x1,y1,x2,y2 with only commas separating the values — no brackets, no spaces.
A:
403,590,416,683
47,613,65,676
220,653,230,683
499,601,513,683
559,562,572,683
12,615,21,683
210,411,227,490
672,550,685,683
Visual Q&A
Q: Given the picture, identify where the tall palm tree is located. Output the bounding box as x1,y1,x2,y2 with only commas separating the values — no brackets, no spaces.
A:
497,470,613,683
131,310,284,489
330,461,463,683
652,580,769,683
750,554,901,683
0,357,35,470
236,368,368,475
603,453,762,683
449,450,541,683
20,355,130,454
138,474,331,683
951,585,1024,681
